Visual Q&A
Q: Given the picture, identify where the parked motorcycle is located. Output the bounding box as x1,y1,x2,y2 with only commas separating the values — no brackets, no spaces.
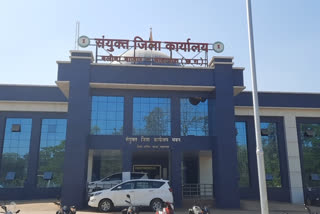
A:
155,202,174,214
121,194,139,214
304,203,319,214
188,204,210,214
54,199,76,214
0,202,20,214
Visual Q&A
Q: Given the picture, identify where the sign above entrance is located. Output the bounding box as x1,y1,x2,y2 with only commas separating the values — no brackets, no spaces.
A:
125,136,181,144
78,35,224,67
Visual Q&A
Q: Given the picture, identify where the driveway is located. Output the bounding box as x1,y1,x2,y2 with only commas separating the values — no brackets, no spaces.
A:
2,199,320,214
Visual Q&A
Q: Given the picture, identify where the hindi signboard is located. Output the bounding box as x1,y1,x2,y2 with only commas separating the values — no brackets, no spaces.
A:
78,35,224,67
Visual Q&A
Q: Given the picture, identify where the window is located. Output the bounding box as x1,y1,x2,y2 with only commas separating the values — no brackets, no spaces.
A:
91,96,124,135
91,150,122,181
131,173,145,179
300,123,320,187
151,181,165,188
135,181,150,189
236,122,250,187
0,118,32,188
181,98,209,136
113,181,134,191
133,97,171,136
37,119,67,188
106,173,122,181
261,122,282,187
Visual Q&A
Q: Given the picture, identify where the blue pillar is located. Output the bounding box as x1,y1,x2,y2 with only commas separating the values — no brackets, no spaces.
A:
0,114,5,172
25,116,41,198
171,97,180,137
61,52,92,208
213,59,240,208
122,149,132,172
170,149,182,207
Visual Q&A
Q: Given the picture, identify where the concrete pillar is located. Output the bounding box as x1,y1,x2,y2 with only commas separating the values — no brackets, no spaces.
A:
199,151,213,197
284,114,304,204
213,58,240,208
61,51,92,208
25,116,41,198
0,114,6,171
87,150,93,182
170,150,182,207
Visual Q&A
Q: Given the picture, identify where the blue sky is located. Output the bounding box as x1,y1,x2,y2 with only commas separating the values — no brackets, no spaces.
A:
0,0,319,92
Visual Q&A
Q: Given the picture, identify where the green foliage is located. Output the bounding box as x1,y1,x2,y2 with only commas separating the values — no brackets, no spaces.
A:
143,107,169,136
0,152,29,187
237,144,249,187
262,123,282,188
37,140,65,187
91,125,101,135
301,124,320,187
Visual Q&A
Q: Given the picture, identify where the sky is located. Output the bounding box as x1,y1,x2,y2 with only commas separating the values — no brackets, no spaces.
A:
0,0,319,93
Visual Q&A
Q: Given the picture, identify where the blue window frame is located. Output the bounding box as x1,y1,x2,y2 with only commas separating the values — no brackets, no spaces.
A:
133,97,171,136
37,119,67,188
180,98,209,136
0,118,32,188
91,96,124,135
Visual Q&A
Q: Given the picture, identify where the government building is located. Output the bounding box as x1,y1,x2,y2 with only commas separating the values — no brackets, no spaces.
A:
0,36,319,209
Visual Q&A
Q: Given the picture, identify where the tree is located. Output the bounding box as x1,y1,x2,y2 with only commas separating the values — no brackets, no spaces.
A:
262,123,281,187
181,100,209,136
91,125,101,135
143,107,169,136
301,124,320,187
0,152,29,187
37,140,65,187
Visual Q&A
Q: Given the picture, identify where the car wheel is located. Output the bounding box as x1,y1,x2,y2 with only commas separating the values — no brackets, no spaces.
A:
98,199,113,212
150,198,163,211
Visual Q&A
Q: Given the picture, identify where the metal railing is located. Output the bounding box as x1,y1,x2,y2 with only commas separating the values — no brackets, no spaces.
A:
182,184,214,199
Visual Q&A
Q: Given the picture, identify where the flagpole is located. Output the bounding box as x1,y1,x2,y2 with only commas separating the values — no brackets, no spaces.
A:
245,0,269,213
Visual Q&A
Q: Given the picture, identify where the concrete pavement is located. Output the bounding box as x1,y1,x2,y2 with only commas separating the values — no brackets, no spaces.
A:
2,199,320,214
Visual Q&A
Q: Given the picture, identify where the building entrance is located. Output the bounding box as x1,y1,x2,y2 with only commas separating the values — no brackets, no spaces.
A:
133,165,161,179
132,151,169,180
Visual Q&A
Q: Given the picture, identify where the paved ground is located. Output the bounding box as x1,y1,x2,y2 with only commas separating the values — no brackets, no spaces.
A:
2,199,320,214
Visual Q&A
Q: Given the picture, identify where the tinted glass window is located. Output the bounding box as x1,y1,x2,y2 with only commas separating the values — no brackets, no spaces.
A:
135,181,150,189
91,96,124,135
0,118,32,188
236,122,250,187
38,119,67,188
180,98,209,136
131,173,144,179
261,122,282,187
113,181,134,190
300,123,320,187
133,97,171,136
108,173,122,181
151,181,165,188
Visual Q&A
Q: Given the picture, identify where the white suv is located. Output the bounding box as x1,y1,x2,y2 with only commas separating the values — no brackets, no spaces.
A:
88,172,148,192
88,179,173,212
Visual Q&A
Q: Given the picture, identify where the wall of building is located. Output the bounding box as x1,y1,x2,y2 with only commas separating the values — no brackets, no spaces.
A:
235,106,320,204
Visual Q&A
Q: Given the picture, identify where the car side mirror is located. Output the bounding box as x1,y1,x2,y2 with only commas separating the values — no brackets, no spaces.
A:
126,194,130,198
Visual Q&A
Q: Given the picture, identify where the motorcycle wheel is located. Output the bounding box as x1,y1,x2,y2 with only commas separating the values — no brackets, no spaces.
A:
150,199,163,212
